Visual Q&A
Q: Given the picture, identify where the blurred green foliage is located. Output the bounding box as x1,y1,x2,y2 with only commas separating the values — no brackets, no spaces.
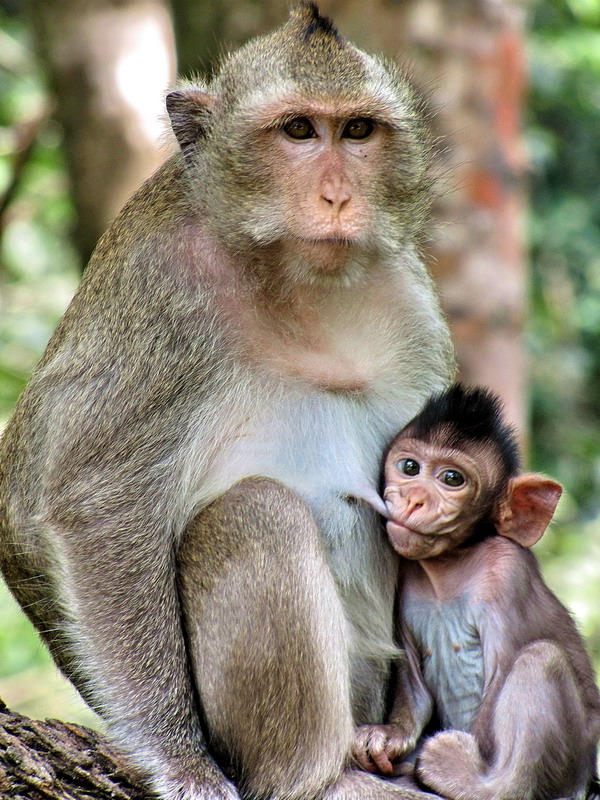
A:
526,0,600,665
528,0,600,510
0,0,598,725
0,12,79,429
0,8,92,724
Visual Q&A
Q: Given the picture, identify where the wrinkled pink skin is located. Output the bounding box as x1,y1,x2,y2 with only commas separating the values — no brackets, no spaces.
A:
353,437,599,800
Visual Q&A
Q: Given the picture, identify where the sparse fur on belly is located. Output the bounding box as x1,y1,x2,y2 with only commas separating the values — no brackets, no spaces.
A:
403,593,484,731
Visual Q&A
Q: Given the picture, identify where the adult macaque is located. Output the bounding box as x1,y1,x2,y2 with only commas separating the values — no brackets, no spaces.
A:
0,4,454,800
353,385,600,800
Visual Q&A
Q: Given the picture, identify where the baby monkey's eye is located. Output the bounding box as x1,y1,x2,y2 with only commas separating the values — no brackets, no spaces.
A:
343,118,374,140
283,117,315,140
398,458,420,477
440,470,465,488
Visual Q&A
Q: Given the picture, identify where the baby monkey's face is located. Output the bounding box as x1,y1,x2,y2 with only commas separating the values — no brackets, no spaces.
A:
383,435,498,560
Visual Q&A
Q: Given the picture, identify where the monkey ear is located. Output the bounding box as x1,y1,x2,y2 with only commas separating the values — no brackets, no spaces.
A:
494,474,563,547
166,88,217,162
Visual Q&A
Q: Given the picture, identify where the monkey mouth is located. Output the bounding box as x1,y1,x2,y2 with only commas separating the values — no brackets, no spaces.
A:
314,236,353,245
386,520,443,559
296,235,355,248
387,520,432,538
290,236,361,276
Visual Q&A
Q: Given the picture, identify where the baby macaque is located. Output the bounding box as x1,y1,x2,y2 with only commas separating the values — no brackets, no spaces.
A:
353,384,600,800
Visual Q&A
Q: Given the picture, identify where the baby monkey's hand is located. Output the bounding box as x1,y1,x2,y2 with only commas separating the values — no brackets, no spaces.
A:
352,724,416,777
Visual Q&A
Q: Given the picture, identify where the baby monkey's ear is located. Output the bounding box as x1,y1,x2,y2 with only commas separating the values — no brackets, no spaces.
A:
494,475,563,547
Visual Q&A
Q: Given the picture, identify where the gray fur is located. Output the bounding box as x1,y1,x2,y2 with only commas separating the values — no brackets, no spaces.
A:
0,5,454,799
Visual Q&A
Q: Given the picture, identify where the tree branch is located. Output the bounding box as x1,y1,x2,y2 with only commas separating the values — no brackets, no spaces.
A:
0,104,53,233
2,697,599,799
0,699,151,800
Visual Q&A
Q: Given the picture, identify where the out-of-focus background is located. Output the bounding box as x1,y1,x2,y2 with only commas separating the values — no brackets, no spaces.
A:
0,0,598,730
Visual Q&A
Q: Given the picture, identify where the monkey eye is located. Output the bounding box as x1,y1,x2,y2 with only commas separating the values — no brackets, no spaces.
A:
440,470,466,488
283,117,316,140
398,458,420,477
342,118,374,140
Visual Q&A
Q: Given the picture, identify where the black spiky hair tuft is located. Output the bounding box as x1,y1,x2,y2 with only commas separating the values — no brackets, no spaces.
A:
297,2,343,42
403,384,521,478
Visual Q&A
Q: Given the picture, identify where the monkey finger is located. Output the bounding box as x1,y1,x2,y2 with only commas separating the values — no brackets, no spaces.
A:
385,733,415,763
351,749,381,774
370,748,396,776
363,758,382,775
357,725,398,776
351,726,385,773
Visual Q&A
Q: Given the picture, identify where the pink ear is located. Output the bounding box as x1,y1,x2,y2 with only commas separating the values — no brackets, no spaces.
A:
495,474,563,547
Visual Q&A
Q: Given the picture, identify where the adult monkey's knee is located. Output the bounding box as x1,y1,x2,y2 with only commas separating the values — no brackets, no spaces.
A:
178,479,354,800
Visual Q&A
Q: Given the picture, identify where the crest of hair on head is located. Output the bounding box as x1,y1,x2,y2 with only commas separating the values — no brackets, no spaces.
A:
292,2,343,42
402,384,521,480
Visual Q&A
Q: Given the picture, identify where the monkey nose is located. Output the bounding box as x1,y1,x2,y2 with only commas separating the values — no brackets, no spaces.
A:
322,191,351,211
404,496,425,517
320,180,351,215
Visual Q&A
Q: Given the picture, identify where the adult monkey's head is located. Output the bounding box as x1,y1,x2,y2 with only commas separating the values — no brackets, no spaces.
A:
166,2,433,285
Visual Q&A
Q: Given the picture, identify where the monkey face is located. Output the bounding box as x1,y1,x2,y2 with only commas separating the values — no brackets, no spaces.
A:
168,1,432,291
383,438,497,559
232,105,390,280
267,112,382,244
202,85,429,286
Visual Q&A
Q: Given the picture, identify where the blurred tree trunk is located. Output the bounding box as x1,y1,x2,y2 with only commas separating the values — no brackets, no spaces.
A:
329,0,528,437
29,0,176,267
170,0,287,77
170,0,527,436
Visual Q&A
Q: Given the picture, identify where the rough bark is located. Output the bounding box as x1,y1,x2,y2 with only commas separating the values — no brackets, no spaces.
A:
2,696,599,799
0,699,150,800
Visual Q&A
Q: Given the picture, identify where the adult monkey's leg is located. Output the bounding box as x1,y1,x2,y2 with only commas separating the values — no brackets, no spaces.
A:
178,478,354,800
179,478,440,800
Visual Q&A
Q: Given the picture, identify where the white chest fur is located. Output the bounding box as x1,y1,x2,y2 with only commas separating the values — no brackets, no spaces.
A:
185,257,453,669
